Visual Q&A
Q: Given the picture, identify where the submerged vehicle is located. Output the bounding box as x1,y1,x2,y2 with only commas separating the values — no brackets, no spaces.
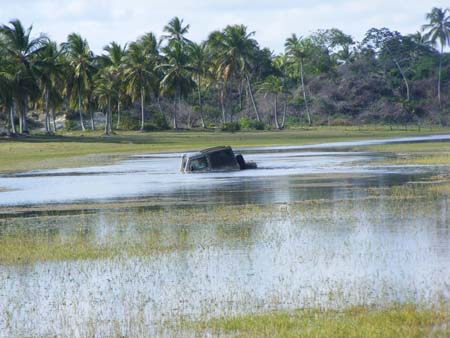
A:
181,146,257,173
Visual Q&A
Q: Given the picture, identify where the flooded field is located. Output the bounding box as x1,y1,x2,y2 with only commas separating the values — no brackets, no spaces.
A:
0,135,450,336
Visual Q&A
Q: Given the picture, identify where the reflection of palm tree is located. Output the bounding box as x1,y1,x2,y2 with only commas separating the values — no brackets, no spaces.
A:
285,34,311,126
62,33,95,131
159,41,195,129
0,19,46,133
422,7,450,105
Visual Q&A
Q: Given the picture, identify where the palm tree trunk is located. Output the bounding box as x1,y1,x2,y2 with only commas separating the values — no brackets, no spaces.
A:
105,96,111,135
90,110,95,131
238,80,243,112
78,89,85,131
245,73,260,122
140,86,145,131
220,86,226,124
274,94,280,130
197,75,206,128
281,98,287,129
44,88,50,134
10,105,16,134
438,46,443,106
393,59,410,101
18,105,23,135
22,100,29,133
299,60,311,126
51,108,57,133
116,99,121,129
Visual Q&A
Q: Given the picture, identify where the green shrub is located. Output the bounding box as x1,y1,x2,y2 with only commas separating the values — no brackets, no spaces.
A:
152,111,169,130
221,122,241,132
120,114,141,131
285,116,300,127
239,117,265,130
64,120,78,131
239,117,252,129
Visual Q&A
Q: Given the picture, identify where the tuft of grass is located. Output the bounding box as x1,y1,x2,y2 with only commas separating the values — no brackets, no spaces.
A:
194,304,450,338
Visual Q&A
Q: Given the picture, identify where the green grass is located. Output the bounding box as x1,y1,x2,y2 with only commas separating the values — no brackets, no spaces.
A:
0,126,447,172
363,142,450,165
193,304,450,337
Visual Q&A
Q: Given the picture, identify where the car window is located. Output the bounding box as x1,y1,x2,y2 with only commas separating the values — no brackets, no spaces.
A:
189,156,208,171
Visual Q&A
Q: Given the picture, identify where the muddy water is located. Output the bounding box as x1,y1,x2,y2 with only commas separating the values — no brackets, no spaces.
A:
1,136,450,336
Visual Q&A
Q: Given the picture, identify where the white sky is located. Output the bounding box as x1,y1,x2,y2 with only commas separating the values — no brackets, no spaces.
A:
0,0,447,54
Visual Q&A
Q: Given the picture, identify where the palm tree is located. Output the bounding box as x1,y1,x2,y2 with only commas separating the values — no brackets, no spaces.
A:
207,25,260,123
103,42,127,128
0,62,14,134
188,42,207,128
62,33,95,131
422,7,450,105
285,34,311,126
94,68,115,135
162,17,192,44
0,19,46,133
34,40,64,133
123,41,155,131
258,75,286,129
159,40,195,129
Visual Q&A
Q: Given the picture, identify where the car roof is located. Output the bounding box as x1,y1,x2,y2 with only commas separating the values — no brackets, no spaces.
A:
199,146,232,154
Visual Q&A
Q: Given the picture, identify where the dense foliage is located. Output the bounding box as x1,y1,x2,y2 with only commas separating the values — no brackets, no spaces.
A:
0,7,449,135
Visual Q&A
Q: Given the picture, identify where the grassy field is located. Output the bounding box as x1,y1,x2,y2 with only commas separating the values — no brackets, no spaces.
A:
363,141,450,165
0,126,448,172
193,304,450,338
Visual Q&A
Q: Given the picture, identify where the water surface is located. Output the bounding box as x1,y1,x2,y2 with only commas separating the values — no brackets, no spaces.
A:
0,135,449,336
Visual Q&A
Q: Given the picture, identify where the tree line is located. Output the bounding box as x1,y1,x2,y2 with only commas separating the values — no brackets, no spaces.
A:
0,7,449,135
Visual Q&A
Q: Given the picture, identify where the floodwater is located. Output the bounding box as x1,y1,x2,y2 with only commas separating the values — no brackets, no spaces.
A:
1,135,450,336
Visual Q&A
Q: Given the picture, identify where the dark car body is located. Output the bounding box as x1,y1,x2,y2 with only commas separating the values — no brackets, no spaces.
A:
180,146,257,173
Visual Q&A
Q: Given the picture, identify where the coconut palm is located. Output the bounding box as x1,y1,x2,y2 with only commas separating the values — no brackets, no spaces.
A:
207,24,260,123
34,40,64,133
422,7,450,105
285,34,311,126
0,19,46,133
123,41,155,131
94,68,115,134
0,44,15,134
162,17,192,45
103,41,127,128
188,42,208,128
61,33,95,130
159,40,195,129
258,75,286,129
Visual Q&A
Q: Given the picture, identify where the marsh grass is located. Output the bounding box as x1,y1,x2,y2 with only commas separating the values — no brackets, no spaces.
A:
364,141,450,165
192,303,450,338
1,180,448,265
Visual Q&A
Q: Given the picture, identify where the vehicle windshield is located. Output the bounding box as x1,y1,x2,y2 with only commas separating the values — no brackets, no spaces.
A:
188,156,208,171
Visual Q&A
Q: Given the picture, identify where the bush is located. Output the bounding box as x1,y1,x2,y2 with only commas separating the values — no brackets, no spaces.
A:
252,120,265,130
239,117,252,129
285,116,301,127
221,122,241,132
152,111,169,130
64,120,78,131
239,117,265,130
120,114,141,131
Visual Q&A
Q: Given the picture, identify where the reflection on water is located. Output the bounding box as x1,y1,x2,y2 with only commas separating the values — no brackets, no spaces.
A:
1,142,450,336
